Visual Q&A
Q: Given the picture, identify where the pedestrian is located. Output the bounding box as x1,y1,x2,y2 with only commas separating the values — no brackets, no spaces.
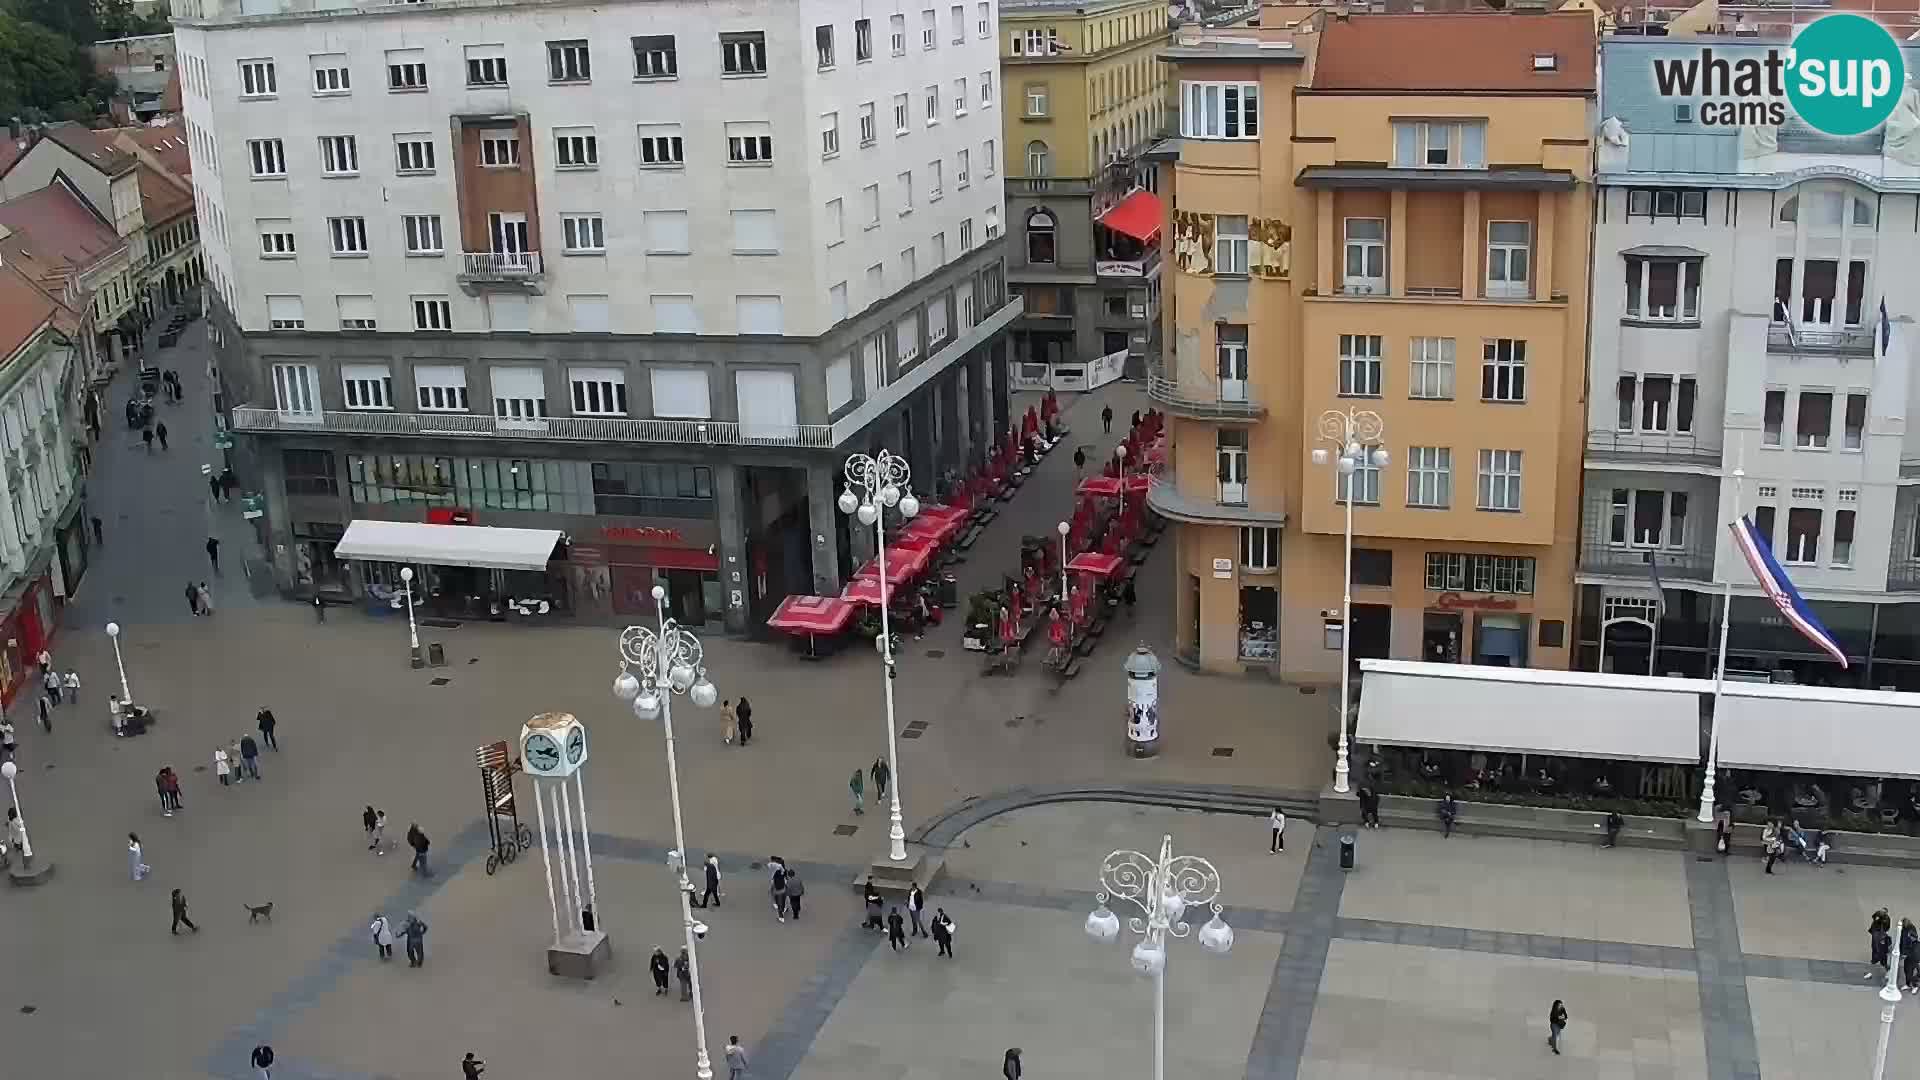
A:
1547,999,1568,1055
871,756,890,802
372,809,388,854
736,697,753,746
460,1052,484,1080
849,768,864,814
250,1043,274,1080
170,888,199,934
1870,908,1893,980
1713,804,1732,856
1903,919,1920,992
222,468,239,500
887,906,908,951
932,907,954,958
110,695,125,737
699,853,721,909
785,866,804,920
206,537,220,573
90,516,102,545
128,832,149,881
312,594,325,622
401,910,428,966
214,745,232,786
1437,791,1458,838
62,669,78,704
197,582,214,616
862,877,884,930
363,806,378,848
771,858,789,923
209,475,223,503
908,883,928,938
185,580,200,616
42,666,60,706
0,718,14,761
34,648,48,672
1269,806,1286,853
155,769,173,813
674,946,692,1001
1003,1047,1022,1080
155,421,168,450
650,946,671,995
407,823,431,875
257,707,278,750
240,733,261,780
1121,576,1136,613
1102,404,1114,434
725,1035,750,1080
1762,821,1783,874
370,913,394,960
1602,811,1624,849
1358,786,1381,828
141,426,154,453
5,807,20,859
721,698,737,745
1073,447,1086,475
162,767,183,813
35,692,50,733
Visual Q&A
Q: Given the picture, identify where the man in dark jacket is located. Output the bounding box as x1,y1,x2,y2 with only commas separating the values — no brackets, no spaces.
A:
239,734,261,780
171,889,199,934
674,947,692,1001
736,698,753,746
256,707,278,750
250,1043,274,1079
650,946,671,995
407,824,431,875
401,911,428,967
887,907,908,951
697,854,720,909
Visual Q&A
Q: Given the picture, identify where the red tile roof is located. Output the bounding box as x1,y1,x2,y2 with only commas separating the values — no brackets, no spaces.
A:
112,121,191,177
40,122,137,175
0,264,77,364
1311,13,1597,93
134,162,192,224
0,182,125,282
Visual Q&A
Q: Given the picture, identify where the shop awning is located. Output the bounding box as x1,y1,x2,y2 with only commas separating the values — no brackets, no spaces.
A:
1355,659,1708,763
766,595,856,636
1097,189,1164,242
1716,683,1920,779
334,520,562,573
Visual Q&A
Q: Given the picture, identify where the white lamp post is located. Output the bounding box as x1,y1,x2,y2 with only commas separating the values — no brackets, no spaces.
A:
1116,442,1128,484
1311,408,1388,796
105,621,131,703
614,586,721,1080
1,759,29,862
399,566,421,665
1873,924,1904,1080
1057,520,1071,601
1085,834,1232,1080
838,449,920,863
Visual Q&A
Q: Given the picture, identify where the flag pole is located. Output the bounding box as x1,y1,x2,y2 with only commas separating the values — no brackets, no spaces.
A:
1699,443,1745,824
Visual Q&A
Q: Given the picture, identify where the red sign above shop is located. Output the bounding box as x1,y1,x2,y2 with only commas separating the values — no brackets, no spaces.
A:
600,525,686,546
1433,592,1519,612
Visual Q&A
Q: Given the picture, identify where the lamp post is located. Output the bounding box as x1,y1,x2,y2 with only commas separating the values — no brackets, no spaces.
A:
399,566,421,666
1311,408,1389,796
837,449,920,863
1116,442,1128,484
1085,834,1233,1080
613,585,721,1080
1057,520,1070,601
105,621,131,703
1873,924,1904,1080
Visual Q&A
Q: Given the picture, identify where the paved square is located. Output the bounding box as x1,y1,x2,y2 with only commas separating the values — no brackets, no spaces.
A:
1728,858,1911,964
1749,976,1920,1080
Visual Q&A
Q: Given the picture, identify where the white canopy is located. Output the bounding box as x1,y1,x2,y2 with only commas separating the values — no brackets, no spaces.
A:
334,520,561,573
1716,683,1920,779
1355,659,1708,763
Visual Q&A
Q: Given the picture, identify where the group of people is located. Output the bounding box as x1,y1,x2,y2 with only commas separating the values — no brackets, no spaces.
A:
1868,908,1920,992
719,697,754,746
367,910,430,966
184,579,215,616
1760,818,1828,873
21,652,78,735
862,879,956,958
849,756,891,815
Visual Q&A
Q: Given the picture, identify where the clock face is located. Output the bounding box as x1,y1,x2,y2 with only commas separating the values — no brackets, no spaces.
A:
565,726,588,765
524,732,562,774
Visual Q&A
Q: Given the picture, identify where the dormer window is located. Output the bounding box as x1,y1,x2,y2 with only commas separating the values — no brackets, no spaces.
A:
1392,120,1486,169
1531,53,1558,72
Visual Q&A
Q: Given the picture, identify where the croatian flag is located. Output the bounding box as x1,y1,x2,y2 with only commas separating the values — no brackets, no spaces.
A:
1728,515,1849,668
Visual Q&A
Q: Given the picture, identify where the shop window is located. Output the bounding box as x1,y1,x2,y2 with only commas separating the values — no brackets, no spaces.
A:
1351,548,1393,586
591,462,715,518
283,449,337,496
1238,585,1277,661
1424,551,1534,594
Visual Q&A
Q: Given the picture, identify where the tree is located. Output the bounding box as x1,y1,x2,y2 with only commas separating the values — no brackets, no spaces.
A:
6,0,98,44
0,10,113,122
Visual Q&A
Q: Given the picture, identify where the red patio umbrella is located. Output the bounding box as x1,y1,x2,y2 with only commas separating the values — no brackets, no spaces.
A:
765,595,857,635
1067,552,1125,578
1078,475,1123,498
841,576,895,607
856,545,930,585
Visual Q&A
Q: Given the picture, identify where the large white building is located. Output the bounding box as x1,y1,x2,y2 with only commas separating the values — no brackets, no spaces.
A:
173,0,1018,629
1583,37,1920,688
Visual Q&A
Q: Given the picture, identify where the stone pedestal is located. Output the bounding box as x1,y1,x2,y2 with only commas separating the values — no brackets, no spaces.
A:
853,843,946,897
7,856,54,886
409,645,424,669
547,930,610,980
1317,784,1361,827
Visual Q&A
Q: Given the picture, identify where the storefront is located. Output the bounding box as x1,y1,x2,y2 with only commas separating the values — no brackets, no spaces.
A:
335,519,569,620
574,522,723,627
0,567,54,708
50,514,90,601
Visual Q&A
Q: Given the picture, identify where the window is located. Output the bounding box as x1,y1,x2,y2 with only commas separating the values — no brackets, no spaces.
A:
1476,449,1522,511
1025,140,1049,176
1343,218,1385,293
1026,82,1049,117
721,31,767,75
984,139,996,176
465,46,508,87
403,214,443,255
1391,120,1485,169
266,295,305,330
985,206,1000,239
959,281,976,326
633,35,677,78
1409,337,1454,400
548,39,591,83
327,216,368,256
311,54,349,94
283,450,338,497
730,209,777,254
922,8,937,49
815,24,836,69
1480,340,1526,402
1240,527,1279,572
554,128,598,168
561,213,605,254
830,282,849,324
1753,506,1778,554
638,124,684,166
1406,447,1451,508
644,210,691,255
867,262,885,299
394,135,434,174
726,123,773,164
1834,509,1856,566
1336,443,1382,505
491,367,548,420
412,296,452,331
896,171,915,214
1338,334,1383,397
1626,188,1707,220
981,72,994,108
248,138,286,178
859,104,877,146
336,295,377,331
927,292,948,342
1217,429,1248,504
977,1,990,36
1026,210,1055,264
1624,257,1700,321
480,134,519,167
863,184,881,228
951,4,965,43
826,198,845,246
959,217,973,250
1425,552,1535,595
387,49,427,90
856,19,874,61
570,295,610,333
954,78,968,117
271,362,317,415
651,295,699,334
929,160,943,200
318,134,358,176
341,363,392,409
1797,391,1833,448
957,148,970,188
569,368,627,416
1215,215,1249,275
1844,392,1868,450
891,14,907,55
258,219,295,258
1607,489,1691,548
239,59,277,97
1784,507,1822,564
1216,326,1248,400
1485,221,1531,299
821,113,840,158
897,314,921,365
415,365,469,412
1180,82,1258,139
900,245,917,280
895,94,912,135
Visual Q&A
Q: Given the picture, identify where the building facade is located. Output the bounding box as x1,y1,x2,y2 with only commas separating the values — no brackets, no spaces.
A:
172,0,1018,632
1001,0,1171,384
1154,12,1595,678
1583,37,1920,689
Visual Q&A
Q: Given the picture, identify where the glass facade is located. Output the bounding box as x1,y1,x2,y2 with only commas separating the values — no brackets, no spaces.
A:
346,454,594,514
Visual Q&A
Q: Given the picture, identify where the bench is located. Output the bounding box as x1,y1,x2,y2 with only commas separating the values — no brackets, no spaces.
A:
1371,794,1689,850
1723,821,1920,870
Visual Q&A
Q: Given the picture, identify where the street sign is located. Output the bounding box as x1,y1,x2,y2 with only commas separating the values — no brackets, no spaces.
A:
241,493,265,521
213,432,235,450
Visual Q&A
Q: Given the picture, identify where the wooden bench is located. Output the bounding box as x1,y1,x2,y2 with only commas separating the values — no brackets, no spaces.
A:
1371,794,1689,850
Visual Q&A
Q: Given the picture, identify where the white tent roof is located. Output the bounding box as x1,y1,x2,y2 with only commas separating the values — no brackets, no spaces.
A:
1716,682,1920,779
334,520,561,572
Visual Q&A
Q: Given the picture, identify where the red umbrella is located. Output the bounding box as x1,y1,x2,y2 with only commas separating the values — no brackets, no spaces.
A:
1078,475,1123,498
856,545,929,584
1067,552,1125,578
765,595,857,635
841,576,895,607
1121,473,1151,495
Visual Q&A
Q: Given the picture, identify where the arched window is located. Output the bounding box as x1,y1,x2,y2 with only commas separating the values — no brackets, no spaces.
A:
1027,210,1056,264
1778,195,1797,223
1026,139,1050,176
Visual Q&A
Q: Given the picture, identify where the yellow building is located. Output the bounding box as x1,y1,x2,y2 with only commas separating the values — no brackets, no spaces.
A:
999,0,1174,378
1152,11,1596,678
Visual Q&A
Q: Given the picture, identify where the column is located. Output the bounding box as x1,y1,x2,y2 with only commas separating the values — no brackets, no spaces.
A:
713,463,750,635
1388,190,1409,299
1316,191,1336,297
990,338,1012,442
908,394,936,485
1460,190,1482,301
937,373,963,480
1535,190,1557,301
805,461,842,598
968,351,992,469
953,364,973,482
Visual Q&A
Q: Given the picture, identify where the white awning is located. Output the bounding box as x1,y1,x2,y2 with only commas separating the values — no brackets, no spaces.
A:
1716,683,1920,779
334,520,561,573
1355,659,1707,763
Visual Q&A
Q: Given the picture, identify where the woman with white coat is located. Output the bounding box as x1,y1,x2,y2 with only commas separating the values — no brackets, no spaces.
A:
128,832,149,881
370,913,395,960
214,745,233,786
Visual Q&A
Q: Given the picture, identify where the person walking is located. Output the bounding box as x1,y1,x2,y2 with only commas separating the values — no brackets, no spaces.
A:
42,666,60,707
62,669,78,704
170,888,200,934
908,883,928,938
698,853,721,909
1762,821,1783,874
785,866,804,920
1713,804,1733,856
250,1043,274,1080
141,426,154,454
771,858,789,923
862,877,884,930
725,1035,750,1080
887,907,908,951
214,745,232,787
197,582,215,616
460,1052,485,1080
1870,908,1893,981
721,699,738,746
1002,1047,1022,1080
370,913,395,960
185,581,200,616
371,809,388,854
209,474,224,504
34,691,50,734
871,756,890,803
400,910,428,967
1357,786,1380,828
5,808,21,861
1102,404,1114,434
1547,1000,1568,1055
363,806,378,848
736,697,754,746
1073,446,1087,475
128,832,149,881
1602,811,1624,849
674,946,692,1001
90,516,102,546
162,768,183,813
849,768,864,814
407,823,431,875
1902,919,1920,993
155,421,169,450
240,733,261,780
312,594,326,622
256,707,278,750
1437,791,1458,838
0,718,16,762
1269,807,1287,854
206,537,220,573
649,946,671,995
932,907,954,958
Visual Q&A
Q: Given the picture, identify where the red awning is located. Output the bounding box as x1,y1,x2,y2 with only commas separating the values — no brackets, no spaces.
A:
1098,189,1164,243
842,576,895,607
766,595,856,635
1068,552,1125,578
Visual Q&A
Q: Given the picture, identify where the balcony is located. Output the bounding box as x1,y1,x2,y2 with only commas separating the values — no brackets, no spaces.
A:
1890,560,1920,592
1584,430,1722,469
1144,476,1286,527
230,407,835,449
458,251,544,294
1146,375,1264,421
1579,541,1715,583
1767,322,1874,356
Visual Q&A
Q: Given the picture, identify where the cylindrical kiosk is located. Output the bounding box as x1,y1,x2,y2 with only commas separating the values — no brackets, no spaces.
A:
1124,644,1161,758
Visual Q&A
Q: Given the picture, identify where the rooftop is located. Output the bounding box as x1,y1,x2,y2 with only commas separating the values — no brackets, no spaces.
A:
0,123,139,179
109,121,192,178
0,266,76,365
134,163,192,224
1311,12,1597,92
0,182,126,282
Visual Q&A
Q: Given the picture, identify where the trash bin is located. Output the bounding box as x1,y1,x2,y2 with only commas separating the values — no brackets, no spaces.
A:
1338,833,1355,871
427,642,446,667
936,572,959,609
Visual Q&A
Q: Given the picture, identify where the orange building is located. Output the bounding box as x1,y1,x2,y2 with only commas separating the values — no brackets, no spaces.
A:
1151,10,1596,679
